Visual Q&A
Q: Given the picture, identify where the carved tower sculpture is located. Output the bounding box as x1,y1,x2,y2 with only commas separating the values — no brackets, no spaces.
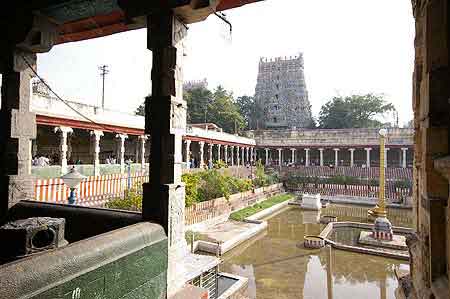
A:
255,54,312,129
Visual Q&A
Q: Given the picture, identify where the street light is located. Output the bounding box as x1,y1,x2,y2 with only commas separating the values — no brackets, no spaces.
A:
61,167,86,204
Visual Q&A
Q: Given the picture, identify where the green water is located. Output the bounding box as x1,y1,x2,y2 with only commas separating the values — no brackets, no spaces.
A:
221,205,411,299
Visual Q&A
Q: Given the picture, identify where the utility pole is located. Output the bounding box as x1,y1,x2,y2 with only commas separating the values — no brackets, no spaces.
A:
98,65,109,109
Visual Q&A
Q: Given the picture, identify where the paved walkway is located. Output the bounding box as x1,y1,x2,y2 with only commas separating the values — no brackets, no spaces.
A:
197,220,258,243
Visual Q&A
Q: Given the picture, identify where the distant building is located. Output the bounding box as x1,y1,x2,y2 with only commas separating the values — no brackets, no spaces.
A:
183,78,208,91
254,54,312,129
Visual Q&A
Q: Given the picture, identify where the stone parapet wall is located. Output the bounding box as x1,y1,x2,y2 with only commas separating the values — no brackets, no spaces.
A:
279,166,412,181
185,183,283,226
246,128,413,147
286,183,411,202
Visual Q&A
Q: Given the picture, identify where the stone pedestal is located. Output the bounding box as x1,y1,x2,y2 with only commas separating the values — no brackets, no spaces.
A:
301,193,321,210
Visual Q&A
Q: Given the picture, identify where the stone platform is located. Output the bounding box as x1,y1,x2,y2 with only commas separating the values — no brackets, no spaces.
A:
358,231,408,250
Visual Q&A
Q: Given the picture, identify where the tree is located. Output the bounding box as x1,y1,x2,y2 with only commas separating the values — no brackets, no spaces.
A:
135,103,145,116
207,86,245,133
318,94,395,129
184,85,213,123
136,85,245,134
135,95,150,116
236,95,264,130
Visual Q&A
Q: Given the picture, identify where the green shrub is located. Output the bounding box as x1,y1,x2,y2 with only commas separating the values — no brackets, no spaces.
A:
253,161,280,187
105,187,142,211
213,160,227,169
198,169,231,200
182,172,201,207
394,179,412,189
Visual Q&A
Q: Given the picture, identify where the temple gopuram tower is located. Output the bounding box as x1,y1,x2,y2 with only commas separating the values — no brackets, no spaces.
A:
255,54,312,129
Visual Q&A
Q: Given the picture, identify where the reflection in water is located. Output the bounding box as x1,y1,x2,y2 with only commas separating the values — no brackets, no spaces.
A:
221,205,411,299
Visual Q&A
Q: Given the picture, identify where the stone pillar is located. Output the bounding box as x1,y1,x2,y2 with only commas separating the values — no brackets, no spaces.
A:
290,148,296,164
384,147,390,168
230,146,234,166
54,126,73,174
145,13,188,295
349,148,355,167
364,148,372,168
198,141,205,168
245,147,249,164
278,148,282,167
208,143,213,167
139,135,148,172
224,145,228,164
116,133,128,174
265,148,269,166
401,147,408,168
90,130,104,176
319,148,324,166
217,144,221,162
0,50,37,215
236,146,240,166
250,147,254,163
184,139,191,168
333,148,339,167
241,147,245,166
305,148,310,167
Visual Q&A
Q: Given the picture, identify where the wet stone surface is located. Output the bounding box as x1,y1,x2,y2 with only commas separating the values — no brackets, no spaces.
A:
220,205,411,299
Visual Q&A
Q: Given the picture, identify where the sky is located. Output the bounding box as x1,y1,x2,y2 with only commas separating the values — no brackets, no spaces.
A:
38,0,415,125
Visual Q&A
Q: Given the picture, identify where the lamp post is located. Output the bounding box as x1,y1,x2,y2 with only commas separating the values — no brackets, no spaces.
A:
368,128,388,218
61,167,86,204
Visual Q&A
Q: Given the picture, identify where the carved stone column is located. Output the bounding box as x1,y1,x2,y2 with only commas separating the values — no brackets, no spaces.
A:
291,148,296,164
139,135,148,172
184,139,191,168
365,148,372,168
401,147,408,168
236,146,240,166
349,148,355,167
241,147,245,165
265,148,269,166
319,148,324,166
90,130,103,176
217,144,221,161
54,126,73,174
198,141,205,168
208,143,213,167
0,50,37,217
230,145,235,166
116,134,128,174
305,148,310,167
278,148,282,167
333,148,339,167
224,145,228,164
384,147,390,168
145,12,188,295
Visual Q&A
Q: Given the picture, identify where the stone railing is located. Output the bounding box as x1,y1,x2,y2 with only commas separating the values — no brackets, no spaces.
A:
286,183,411,202
185,183,283,227
277,166,413,181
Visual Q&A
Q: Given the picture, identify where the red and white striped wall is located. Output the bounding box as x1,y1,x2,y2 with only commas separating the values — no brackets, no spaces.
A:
34,172,148,206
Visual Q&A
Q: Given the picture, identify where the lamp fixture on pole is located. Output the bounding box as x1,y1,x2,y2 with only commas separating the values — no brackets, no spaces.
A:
61,167,86,205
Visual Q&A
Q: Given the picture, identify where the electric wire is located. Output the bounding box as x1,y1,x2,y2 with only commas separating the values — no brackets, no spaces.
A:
21,55,128,135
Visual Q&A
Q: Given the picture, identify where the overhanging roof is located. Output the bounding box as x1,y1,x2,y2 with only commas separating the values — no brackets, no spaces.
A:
27,0,263,45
